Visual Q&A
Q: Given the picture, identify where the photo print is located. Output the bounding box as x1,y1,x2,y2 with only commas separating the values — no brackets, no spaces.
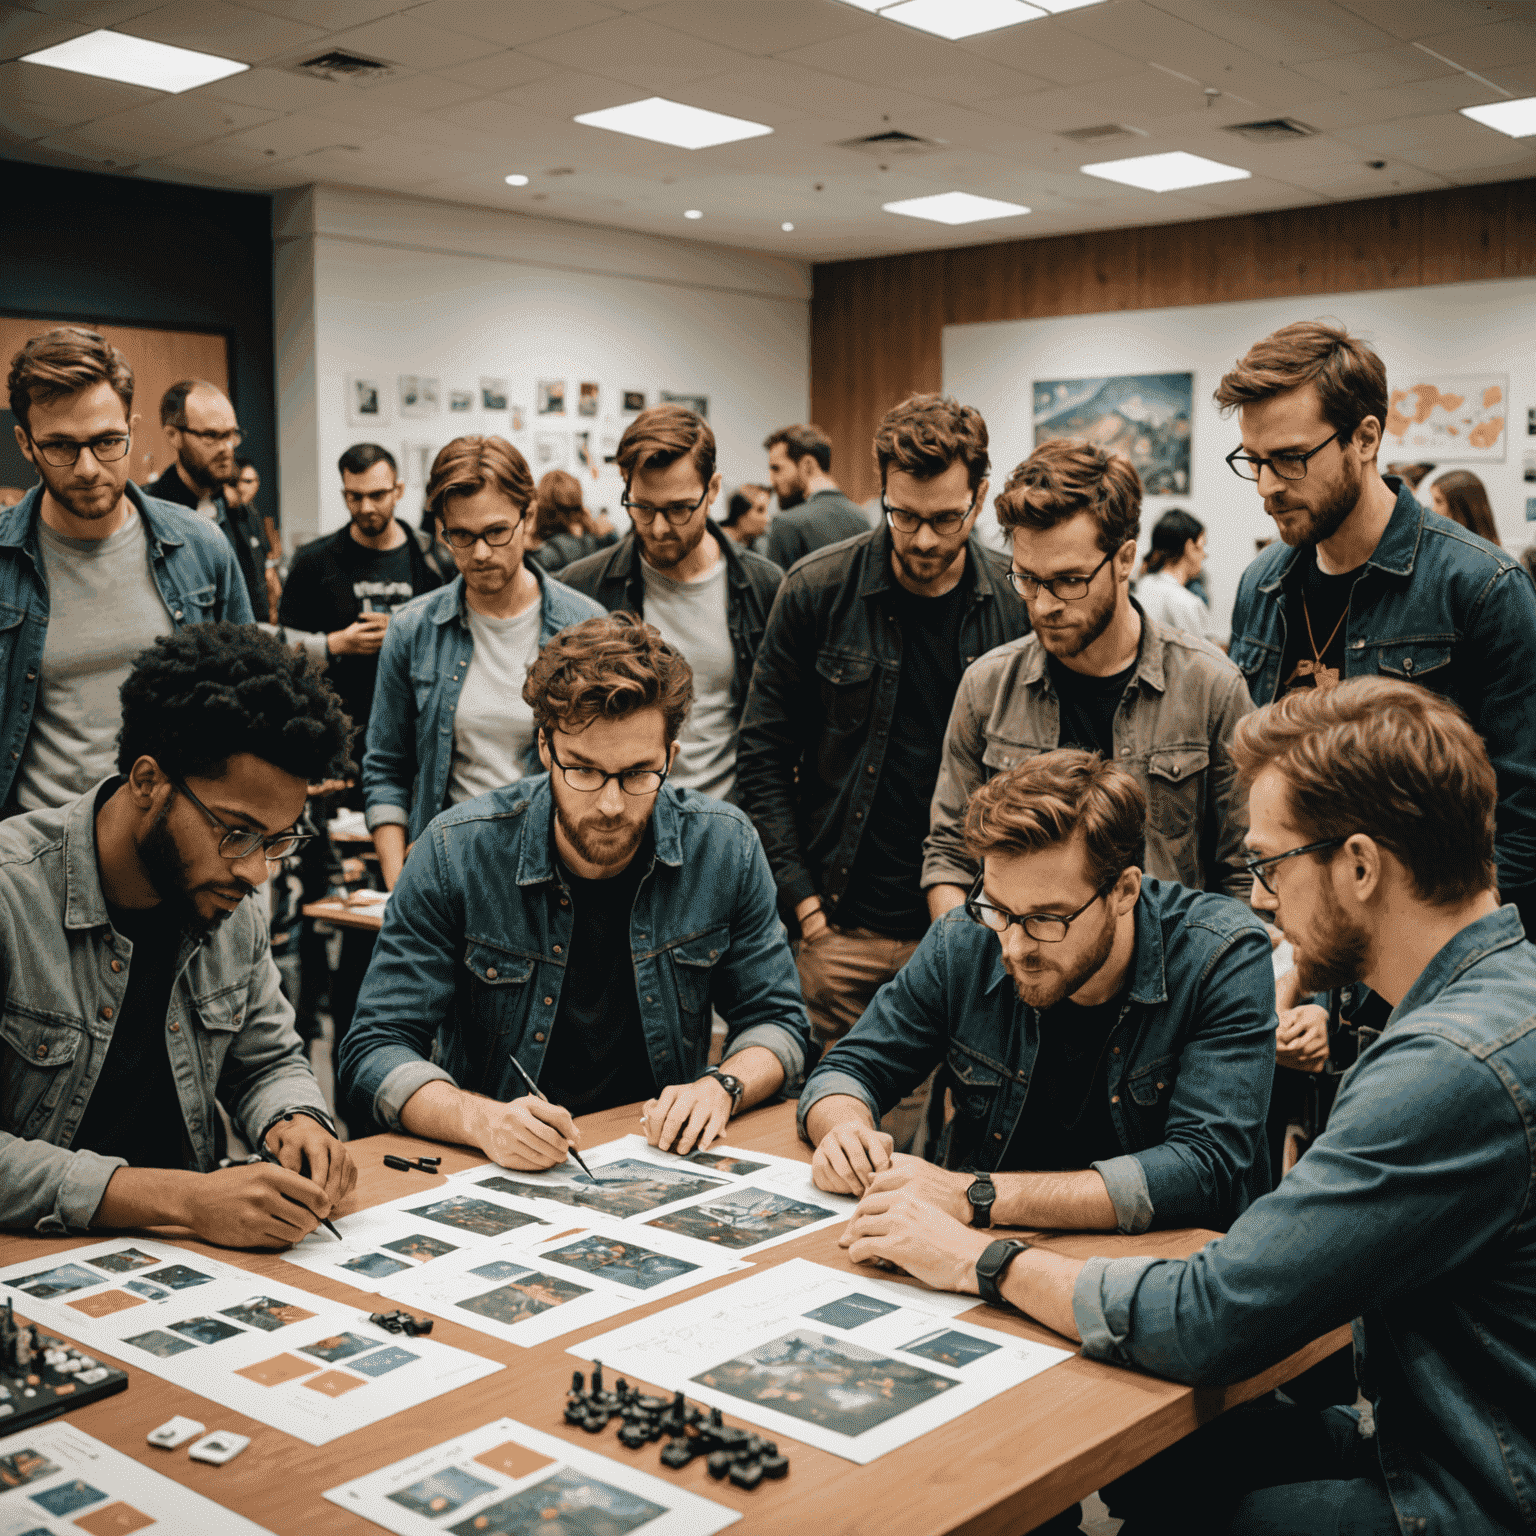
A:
168,1315,245,1347
86,1248,160,1275
544,1235,700,1292
900,1328,1003,1369
404,1194,547,1239
538,379,567,416
534,432,568,470
480,377,509,412
448,388,475,413
122,1329,198,1358
468,1260,534,1283
622,389,646,414
30,1478,108,1516
399,375,441,419
1034,373,1192,495
646,1186,836,1250
803,1293,902,1330
477,1159,725,1220
659,390,708,419
124,1280,168,1300
446,1468,663,1536
341,1252,412,1281
387,1465,497,1518
682,1151,769,1177
456,1271,590,1328
0,1449,60,1490
382,1233,459,1264
348,1345,418,1377
142,1265,213,1291
219,1296,316,1333
10,1263,104,1299
574,431,596,477
346,374,389,428
301,1332,379,1364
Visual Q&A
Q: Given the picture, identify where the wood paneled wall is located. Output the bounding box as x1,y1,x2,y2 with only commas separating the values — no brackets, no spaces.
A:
811,178,1536,502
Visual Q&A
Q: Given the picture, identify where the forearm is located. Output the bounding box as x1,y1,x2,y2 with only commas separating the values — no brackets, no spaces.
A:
718,1045,785,1110
398,1079,485,1149
992,1170,1118,1231
925,883,967,921
998,1247,1087,1342
373,823,407,889
92,1166,199,1230
805,1092,876,1147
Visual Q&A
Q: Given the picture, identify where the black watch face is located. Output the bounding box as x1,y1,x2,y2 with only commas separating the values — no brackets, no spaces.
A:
968,1182,992,1208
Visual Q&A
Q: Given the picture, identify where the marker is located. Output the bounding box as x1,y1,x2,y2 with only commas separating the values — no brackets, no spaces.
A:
253,1146,341,1239
507,1055,603,1182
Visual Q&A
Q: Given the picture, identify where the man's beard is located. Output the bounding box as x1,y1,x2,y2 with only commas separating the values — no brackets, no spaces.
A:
138,799,248,933
1032,580,1117,660
1008,903,1118,1010
553,795,649,871
1270,457,1361,549
892,539,965,589
178,446,225,494
638,516,709,573
39,465,121,523
777,482,805,511
1291,879,1372,994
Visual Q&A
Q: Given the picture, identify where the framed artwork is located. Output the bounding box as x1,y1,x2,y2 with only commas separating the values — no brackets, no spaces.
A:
399,375,440,419
1033,373,1192,495
479,377,508,411
448,389,474,413
578,382,600,418
1383,376,1507,462
660,390,708,420
345,375,390,428
538,379,567,416
622,390,646,414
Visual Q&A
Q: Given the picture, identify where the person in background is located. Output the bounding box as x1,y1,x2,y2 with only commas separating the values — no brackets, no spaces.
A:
1429,469,1500,545
1522,546,1536,585
528,468,617,573
146,380,269,621
762,423,870,570
720,484,771,549
2,328,252,815
363,436,601,892
561,406,782,802
1133,508,1226,647
227,456,280,615
1383,460,1435,492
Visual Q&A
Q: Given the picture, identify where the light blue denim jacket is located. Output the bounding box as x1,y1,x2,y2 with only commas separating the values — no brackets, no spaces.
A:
799,878,1276,1233
361,568,604,843
0,484,254,810
1074,906,1536,1536
0,782,334,1233
339,776,813,1130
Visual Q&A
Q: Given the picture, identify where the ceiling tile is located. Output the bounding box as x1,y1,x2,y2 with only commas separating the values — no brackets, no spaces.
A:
495,67,674,117
1290,158,1449,195
2,56,159,123
1332,0,1525,43
694,58,981,127
322,13,509,69
42,92,276,155
303,71,484,127
18,0,167,23
954,18,1144,86
0,8,85,53
222,110,380,159
779,24,1048,100
115,0,326,63
1150,0,1396,65
639,0,876,56
200,65,362,113
402,0,622,47
433,50,563,92
1290,43,1460,90
517,15,753,89
1417,17,1536,68
240,0,414,23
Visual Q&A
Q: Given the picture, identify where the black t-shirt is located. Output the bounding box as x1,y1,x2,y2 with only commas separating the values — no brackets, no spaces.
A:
1001,991,1126,1174
839,563,975,938
1280,553,1360,693
540,825,660,1117
1048,653,1136,759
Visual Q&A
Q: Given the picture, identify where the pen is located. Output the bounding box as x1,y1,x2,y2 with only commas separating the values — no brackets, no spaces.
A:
507,1054,602,1182
254,1145,342,1240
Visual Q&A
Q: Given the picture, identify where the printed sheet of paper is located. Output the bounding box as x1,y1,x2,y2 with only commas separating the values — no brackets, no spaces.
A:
0,1239,501,1447
569,1259,1073,1465
324,1415,739,1536
0,1419,274,1534
451,1134,858,1256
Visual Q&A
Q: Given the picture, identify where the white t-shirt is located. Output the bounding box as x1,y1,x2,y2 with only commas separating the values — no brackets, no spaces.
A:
640,552,737,799
447,600,543,806
1136,568,1226,647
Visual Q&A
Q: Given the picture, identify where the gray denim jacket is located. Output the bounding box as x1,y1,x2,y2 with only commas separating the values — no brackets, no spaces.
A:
924,612,1254,899
0,781,333,1234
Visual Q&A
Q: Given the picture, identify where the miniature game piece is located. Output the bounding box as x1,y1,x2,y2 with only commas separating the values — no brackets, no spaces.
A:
706,1451,733,1479
729,1460,765,1491
148,1416,205,1449
661,1437,697,1469
188,1431,251,1465
618,1423,649,1449
760,1453,790,1479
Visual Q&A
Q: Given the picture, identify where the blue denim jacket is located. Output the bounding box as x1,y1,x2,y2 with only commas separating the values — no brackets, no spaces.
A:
361,568,604,842
1230,480,1536,905
798,879,1276,1233
339,775,813,1129
1074,906,1536,1536
0,484,254,809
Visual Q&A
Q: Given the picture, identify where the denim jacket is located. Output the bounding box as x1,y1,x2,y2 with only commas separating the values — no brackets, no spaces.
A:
339,775,813,1130
1074,906,1536,1536
0,484,254,810
0,782,333,1233
361,567,604,842
1230,479,1536,908
799,878,1275,1233
924,607,1254,900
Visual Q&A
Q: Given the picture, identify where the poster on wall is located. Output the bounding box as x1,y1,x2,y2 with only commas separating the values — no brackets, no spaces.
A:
1033,373,1192,495
448,388,474,414
510,404,527,433
578,382,600,418
479,377,508,412
1383,376,1507,462
574,431,598,478
401,442,437,488
399,375,440,419
538,379,567,416
622,390,646,414
535,432,569,471
660,390,708,419
345,375,390,428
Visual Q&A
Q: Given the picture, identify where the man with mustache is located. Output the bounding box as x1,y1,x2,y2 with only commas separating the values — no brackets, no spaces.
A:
0,623,356,1246
341,614,812,1168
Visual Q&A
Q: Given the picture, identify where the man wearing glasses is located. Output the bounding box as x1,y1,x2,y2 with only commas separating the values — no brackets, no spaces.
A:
342,614,812,1166
2,328,252,816
0,622,357,1247
560,404,783,801
737,394,1028,1148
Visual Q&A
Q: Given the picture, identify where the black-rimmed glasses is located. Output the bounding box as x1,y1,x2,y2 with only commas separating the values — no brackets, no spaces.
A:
882,493,977,536
965,874,1115,943
622,485,709,526
1006,548,1115,602
174,779,313,862
29,432,131,468
177,426,244,447
1244,837,1347,895
546,740,670,797
440,518,523,550
1226,432,1342,483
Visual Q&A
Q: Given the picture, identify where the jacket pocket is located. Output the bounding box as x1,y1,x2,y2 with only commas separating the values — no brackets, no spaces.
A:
0,1013,83,1134
1228,637,1273,693
172,583,218,625
815,651,877,733
1147,747,1208,840
190,987,248,1083
1373,642,1452,685
462,944,535,1034
1126,1054,1175,1109
668,927,731,1018
981,737,1048,776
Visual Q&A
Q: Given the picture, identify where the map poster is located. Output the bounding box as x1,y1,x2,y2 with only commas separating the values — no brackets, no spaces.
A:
1384,376,1507,463
1033,373,1192,495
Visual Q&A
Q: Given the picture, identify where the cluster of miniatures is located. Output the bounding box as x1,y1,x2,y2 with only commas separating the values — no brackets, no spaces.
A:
563,1361,790,1490
367,1308,434,1337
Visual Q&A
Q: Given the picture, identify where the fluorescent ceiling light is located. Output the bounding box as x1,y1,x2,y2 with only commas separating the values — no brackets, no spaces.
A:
883,191,1030,225
20,28,248,94
1080,150,1250,192
1031,0,1106,10
504,173,529,186
879,0,1043,40
575,96,771,151
1460,96,1536,138
781,222,795,231
684,209,703,219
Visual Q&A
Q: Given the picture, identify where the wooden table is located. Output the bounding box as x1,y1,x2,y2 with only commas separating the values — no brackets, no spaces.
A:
301,898,384,934
0,1104,1348,1534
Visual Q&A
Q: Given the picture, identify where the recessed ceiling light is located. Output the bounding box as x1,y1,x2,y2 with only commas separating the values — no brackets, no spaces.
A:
882,191,1030,225
20,27,248,94
504,174,529,186
1031,0,1106,10
684,209,703,219
1460,95,1536,138
1080,150,1251,192
879,0,1043,40
781,222,795,231
575,96,772,151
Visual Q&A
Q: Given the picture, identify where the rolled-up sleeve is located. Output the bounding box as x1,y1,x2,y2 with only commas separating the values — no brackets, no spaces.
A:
0,1133,126,1235
362,619,419,833
1091,1153,1155,1235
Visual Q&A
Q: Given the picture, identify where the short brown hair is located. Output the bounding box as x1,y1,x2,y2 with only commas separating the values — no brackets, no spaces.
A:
616,404,715,488
1430,470,1499,546
764,424,832,473
1215,320,1389,444
8,326,133,431
534,469,584,540
427,435,534,523
1232,677,1496,907
964,749,1145,889
160,378,225,428
524,612,694,744
993,438,1142,554
874,394,989,493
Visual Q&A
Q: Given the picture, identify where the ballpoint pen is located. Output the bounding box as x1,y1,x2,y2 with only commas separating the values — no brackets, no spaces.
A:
508,1054,604,1182
253,1144,342,1239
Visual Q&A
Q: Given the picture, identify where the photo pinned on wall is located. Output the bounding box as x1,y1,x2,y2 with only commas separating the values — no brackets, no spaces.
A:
1525,497,1536,522
346,375,390,429
1383,375,1507,463
1526,406,1535,437
578,382,600,418
538,379,567,416
1521,452,1536,484
401,442,436,489
622,390,646,414
599,431,619,466
534,433,570,472
480,378,508,412
1034,373,1191,495
399,376,441,419
574,432,598,479
510,405,527,433
448,389,474,414
660,390,708,419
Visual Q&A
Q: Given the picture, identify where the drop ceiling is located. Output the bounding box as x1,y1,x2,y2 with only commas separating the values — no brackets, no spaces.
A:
3,0,1534,262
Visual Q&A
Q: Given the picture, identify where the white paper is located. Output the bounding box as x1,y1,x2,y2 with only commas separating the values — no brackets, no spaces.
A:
569,1259,1073,1465
324,1415,739,1536
0,1239,501,1447
0,1419,275,1534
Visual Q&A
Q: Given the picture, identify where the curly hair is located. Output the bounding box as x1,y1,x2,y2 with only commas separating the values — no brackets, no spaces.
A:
873,394,990,493
523,612,693,744
8,326,133,431
1215,320,1388,444
993,437,1142,554
615,404,716,488
117,622,353,783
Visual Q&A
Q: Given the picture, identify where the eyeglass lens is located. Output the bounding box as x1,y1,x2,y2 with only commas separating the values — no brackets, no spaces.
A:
35,434,131,467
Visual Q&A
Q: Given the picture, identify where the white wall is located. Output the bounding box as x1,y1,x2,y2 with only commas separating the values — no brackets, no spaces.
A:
944,277,1536,631
274,185,811,542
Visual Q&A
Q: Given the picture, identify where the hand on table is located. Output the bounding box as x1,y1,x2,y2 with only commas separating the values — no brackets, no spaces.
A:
179,1162,336,1250
265,1114,357,1210
860,1154,973,1223
840,1187,990,1296
643,1079,731,1156
1276,1003,1331,1073
810,1121,894,1196
470,1095,581,1170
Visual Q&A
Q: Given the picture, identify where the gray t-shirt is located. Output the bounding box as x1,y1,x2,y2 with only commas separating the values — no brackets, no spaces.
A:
640,553,737,799
16,513,174,810
447,599,543,806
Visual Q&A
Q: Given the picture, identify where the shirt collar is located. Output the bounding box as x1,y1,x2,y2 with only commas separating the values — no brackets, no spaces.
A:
1,482,183,558
515,777,684,887
62,776,120,930
1385,904,1529,1030
1258,476,1422,595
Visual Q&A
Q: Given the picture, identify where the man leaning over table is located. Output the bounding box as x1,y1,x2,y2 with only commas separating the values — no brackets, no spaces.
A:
0,623,356,1247
339,612,813,1169
841,678,1536,1536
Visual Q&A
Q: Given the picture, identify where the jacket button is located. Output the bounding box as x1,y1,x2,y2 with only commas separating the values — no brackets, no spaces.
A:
169,1021,180,1032
866,764,876,774
1403,657,1413,672
560,897,569,907
708,949,717,959
552,945,562,955
99,1006,113,1020
174,610,183,620
534,1031,545,1042
233,1014,242,1025
486,967,498,980
1119,747,1130,757
855,811,863,819
1111,1094,1120,1104
35,1044,47,1058
1112,1046,1120,1054
647,995,655,1003
543,996,553,1006
110,960,123,973
1169,766,1179,778
993,1132,1003,1140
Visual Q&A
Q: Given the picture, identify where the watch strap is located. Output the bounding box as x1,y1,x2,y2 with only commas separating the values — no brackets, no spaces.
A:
975,1239,1031,1309
967,1172,996,1229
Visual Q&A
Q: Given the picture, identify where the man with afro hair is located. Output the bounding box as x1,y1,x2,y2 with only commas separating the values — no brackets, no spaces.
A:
0,622,357,1247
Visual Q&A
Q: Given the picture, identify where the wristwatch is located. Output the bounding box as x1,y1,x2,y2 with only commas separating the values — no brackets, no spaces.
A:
966,1172,997,1229
697,1068,744,1116
975,1239,1032,1309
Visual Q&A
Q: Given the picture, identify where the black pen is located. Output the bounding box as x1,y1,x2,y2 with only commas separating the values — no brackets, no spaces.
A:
254,1146,342,1239
507,1055,603,1182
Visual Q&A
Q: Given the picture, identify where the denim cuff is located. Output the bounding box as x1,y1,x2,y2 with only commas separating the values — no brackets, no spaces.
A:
253,1105,338,1152
58,1149,128,1234
375,1057,457,1131
365,801,409,832
796,1068,882,1145
1072,1253,1161,1363
1092,1152,1155,1234
727,1023,806,1098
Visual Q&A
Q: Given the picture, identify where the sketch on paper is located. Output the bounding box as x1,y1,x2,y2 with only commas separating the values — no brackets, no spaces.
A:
346,375,389,428
477,1160,725,1220
1033,373,1192,495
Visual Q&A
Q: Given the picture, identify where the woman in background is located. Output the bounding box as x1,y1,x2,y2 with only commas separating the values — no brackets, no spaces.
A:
720,483,771,549
528,468,617,573
1135,508,1225,648
1430,469,1500,546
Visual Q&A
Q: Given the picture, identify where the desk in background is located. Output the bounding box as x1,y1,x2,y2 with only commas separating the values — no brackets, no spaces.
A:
301,897,384,934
